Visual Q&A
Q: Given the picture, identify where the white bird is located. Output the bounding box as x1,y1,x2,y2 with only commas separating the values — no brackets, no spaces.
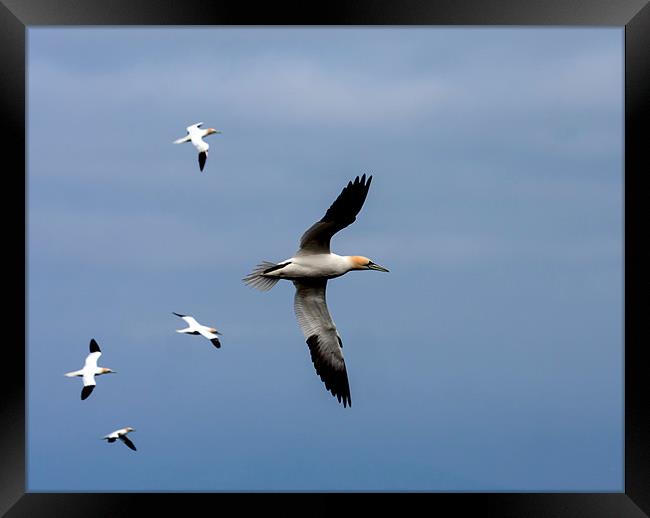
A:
243,174,388,407
102,427,137,451
64,339,116,400
173,312,222,348
173,122,221,172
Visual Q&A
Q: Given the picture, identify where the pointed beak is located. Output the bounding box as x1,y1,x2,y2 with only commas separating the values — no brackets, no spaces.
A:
368,262,389,272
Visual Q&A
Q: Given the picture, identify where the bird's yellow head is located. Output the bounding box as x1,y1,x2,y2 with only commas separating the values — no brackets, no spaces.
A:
100,368,116,374
349,256,389,272
207,128,222,135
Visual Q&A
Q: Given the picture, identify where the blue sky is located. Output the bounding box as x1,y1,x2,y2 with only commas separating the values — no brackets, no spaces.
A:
27,27,623,491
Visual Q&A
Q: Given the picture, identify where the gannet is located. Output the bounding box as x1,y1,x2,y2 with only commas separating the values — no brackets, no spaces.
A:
173,122,221,172
102,427,136,451
64,339,116,400
173,312,222,348
243,174,388,407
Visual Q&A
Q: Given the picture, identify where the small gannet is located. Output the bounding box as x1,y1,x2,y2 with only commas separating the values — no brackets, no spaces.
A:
173,312,222,348
173,122,222,172
243,174,388,407
64,339,116,400
102,427,136,451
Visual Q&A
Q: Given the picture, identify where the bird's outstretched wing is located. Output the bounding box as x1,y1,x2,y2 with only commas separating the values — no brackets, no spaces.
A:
186,122,203,132
293,279,351,407
173,313,201,328
120,435,137,451
84,350,101,367
173,134,191,144
297,174,372,256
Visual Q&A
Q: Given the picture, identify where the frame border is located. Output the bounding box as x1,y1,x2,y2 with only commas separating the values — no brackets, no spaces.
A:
3,0,648,515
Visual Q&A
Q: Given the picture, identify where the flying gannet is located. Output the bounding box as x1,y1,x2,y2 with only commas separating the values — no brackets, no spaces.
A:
243,174,388,407
173,122,221,172
64,339,116,400
102,427,137,451
173,312,222,348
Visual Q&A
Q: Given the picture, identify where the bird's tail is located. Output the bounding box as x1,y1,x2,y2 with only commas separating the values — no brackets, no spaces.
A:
173,135,190,144
64,370,81,377
243,262,282,291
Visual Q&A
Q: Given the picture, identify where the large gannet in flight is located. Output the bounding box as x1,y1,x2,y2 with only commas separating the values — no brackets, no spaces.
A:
173,122,222,172
64,339,116,400
173,312,222,348
243,174,388,407
102,427,137,451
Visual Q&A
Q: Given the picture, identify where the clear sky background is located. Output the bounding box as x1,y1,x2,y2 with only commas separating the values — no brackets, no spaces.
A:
27,27,623,491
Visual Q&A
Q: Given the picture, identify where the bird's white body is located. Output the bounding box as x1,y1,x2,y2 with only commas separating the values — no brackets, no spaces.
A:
173,122,221,172
173,313,222,348
175,315,218,338
103,427,137,451
173,122,211,151
186,123,211,153
265,254,355,280
103,427,133,440
243,175,388,407
64,360,104,381
64,339,115,400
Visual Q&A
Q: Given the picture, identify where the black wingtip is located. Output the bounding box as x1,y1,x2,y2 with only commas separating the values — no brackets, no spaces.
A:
172,312,185,318
306,335,352,408
211,338,221,349
89,339,101,353
81,385,95,400
198,151,207,171
320,173,373,228
355,173,371,187
122,437,137,451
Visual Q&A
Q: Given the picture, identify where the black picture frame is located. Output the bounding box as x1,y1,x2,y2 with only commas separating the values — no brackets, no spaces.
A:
3,0,648,515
